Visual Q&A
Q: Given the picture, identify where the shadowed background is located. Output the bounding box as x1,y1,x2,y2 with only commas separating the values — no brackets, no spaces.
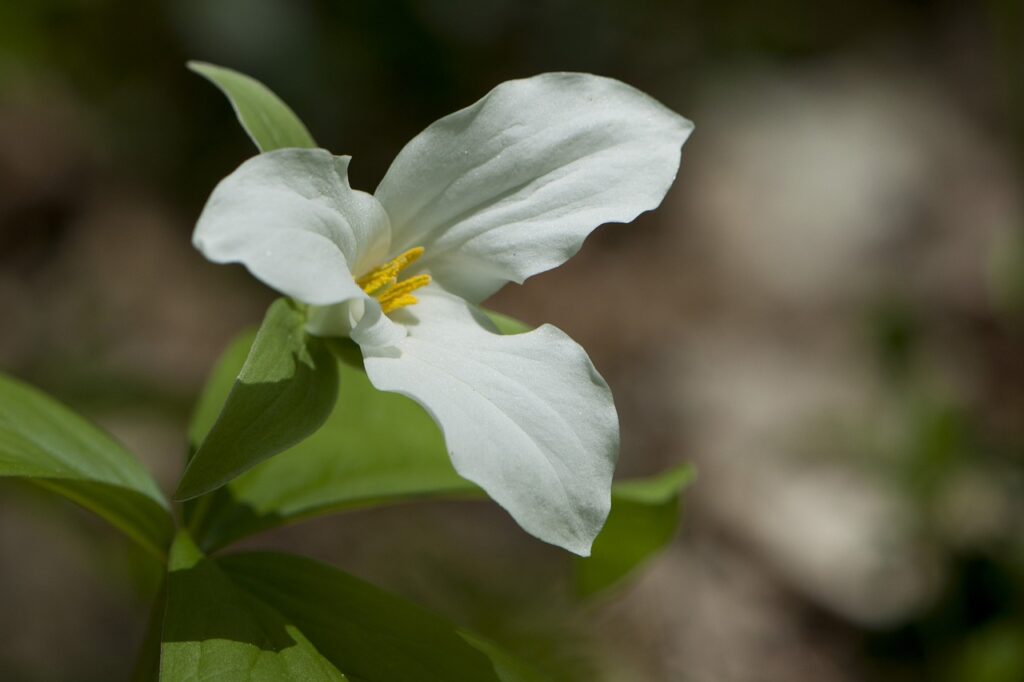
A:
1,1,1023,680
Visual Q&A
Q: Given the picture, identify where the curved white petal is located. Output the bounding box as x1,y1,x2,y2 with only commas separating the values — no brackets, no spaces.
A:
360,287,618,555
194,148,391,306
375,73,693,302
306,296,407,346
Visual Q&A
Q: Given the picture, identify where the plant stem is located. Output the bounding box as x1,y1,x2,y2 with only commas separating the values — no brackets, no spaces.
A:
131,577,167,682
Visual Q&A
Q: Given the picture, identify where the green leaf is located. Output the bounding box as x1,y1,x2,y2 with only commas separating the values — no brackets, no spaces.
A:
0,372,172,559
161,532,349,681
219,552,504,682
161,533,530,681
188,61,316,152
176,298,339,501
574,464,695,597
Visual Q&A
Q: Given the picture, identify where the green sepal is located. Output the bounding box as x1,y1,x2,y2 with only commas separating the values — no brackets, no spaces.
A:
176,298,339,501
574,464,695,597
189,61,316,152
482,309,532,335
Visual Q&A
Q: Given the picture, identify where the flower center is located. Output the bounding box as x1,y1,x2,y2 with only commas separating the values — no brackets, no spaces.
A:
356,246,431,314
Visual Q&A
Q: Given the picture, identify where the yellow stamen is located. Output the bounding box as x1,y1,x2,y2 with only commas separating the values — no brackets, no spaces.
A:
380,294,420,314
378,274,431,305
356,246,430,314
359,271,397,296
356,247,424,288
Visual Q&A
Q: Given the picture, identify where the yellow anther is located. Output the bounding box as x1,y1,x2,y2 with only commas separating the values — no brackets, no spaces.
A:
378,274,431,305
356,246,424,290
359,272,397,296
392,246,424,270
380,294,420,314
356,247,430,314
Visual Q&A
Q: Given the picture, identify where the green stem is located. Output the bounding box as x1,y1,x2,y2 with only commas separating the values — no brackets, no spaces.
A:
131,577,167,682
185,493,214,540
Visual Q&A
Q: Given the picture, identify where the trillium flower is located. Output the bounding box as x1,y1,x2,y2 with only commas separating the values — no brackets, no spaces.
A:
193,73,693,555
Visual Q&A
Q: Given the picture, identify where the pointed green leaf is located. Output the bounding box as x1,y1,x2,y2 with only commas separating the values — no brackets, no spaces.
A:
574,464,695,597
161,534,530,681
188,61,316,152
161,532,348,681
0,372,172,559
219,552,503,682
176,298,339,501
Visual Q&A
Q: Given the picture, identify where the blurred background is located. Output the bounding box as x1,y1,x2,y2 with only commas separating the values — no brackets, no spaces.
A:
1,1,1022,680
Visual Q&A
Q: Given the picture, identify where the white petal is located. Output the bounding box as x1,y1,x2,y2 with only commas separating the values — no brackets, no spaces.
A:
306,297,407,347
360,287,618,555
374,73,693,302
194,149,391,306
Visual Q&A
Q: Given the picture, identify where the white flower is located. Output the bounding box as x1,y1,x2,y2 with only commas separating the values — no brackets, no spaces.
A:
193,73,693,555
